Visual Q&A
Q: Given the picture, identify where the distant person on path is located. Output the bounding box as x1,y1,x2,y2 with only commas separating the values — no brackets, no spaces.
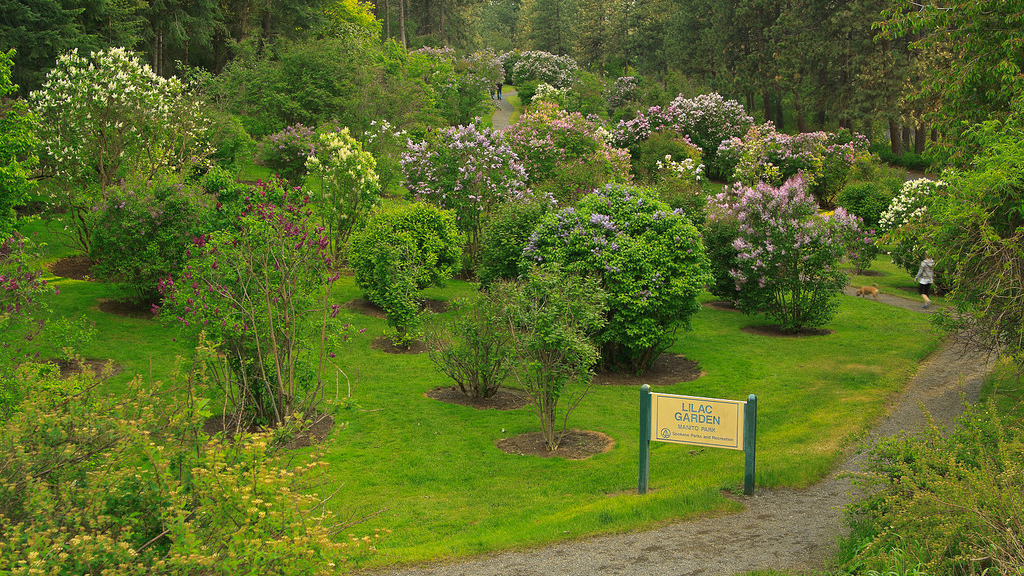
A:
915,255,935,307
496,82,502,100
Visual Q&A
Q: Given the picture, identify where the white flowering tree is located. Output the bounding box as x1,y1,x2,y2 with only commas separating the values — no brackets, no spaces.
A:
879,177,947,278
30,47,211,251
305,127,381,258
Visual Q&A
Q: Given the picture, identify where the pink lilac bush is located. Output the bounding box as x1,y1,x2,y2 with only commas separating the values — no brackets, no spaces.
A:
505,101,631,203
707,176,863,331
718,123,868,206
613,93,754,178
254,124,318,184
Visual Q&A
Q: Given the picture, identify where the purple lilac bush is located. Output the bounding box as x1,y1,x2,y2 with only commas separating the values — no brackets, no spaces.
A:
254,124,318,184
524,183,709,373
401,122,529,270
707,176,863,331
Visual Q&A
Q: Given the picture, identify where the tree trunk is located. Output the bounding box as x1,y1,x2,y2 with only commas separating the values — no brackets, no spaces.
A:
762,91,773,125
384,0,391,39
793,88,806,132
439,0,446,43
774,88,784,131
399,0,407,47
901,125,912,154
889,119,902,155
817,109,826,129
915,123,927,154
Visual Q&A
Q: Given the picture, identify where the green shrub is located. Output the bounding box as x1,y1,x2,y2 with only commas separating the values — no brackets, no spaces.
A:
702,215,742,302
424,295,515,399
868,142,934,172
254,124,318,185
207,111,255,172
90,175,218,304
516,80,540,105
525,184,709,373
0,360,385,575
836,182,896,229
350,203,464,346
631,131,703,184
495,264,606,450
478,199,550,288
842,400,1024,576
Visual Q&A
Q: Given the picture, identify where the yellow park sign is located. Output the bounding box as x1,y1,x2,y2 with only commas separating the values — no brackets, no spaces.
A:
650,393,745,450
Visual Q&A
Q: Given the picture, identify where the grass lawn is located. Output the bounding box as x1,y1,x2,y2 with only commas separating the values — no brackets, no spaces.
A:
10,213,942,570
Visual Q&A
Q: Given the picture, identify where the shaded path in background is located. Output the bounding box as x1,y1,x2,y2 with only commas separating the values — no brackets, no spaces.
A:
490,88,516,130
365,295,992,576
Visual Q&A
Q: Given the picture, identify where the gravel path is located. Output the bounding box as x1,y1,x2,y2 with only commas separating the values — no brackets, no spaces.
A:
367,292,993,576
490,89,516,130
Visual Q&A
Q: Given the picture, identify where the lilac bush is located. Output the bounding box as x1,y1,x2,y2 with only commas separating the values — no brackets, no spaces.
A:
524,184,709,374
255,124,318,184
613,93,754,179
504,101,630,203
511,51,579,90
707,176,863,332
401,122,529,271
718,123,869,206
605,76,641,114
157,180,346,425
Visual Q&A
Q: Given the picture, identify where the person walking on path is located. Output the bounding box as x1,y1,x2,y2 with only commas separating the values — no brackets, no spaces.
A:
496,82,502,100
915,255,936,307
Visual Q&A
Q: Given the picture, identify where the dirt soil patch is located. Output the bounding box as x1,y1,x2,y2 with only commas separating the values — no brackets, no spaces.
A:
425,386,531,410
371,336,428,354
702,300,741,312
203,413,335,449
741,325,834,337
98,298,157,320
593,354,702,386
495,430,615,460
345,298,450,319
49,255,94,280
32,357,122,379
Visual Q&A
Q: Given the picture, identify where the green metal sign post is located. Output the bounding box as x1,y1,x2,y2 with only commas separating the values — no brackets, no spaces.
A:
639,384,757,496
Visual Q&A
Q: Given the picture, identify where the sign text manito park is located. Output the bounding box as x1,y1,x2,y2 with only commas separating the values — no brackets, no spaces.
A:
638,385,758,495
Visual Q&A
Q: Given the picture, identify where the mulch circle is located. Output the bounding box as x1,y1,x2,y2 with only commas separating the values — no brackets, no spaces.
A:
424,386,531,410
370,336,428,354
496,430,615,460
49,255,94,280
741,325,834,337
344,298,450,319
593,354,703,386
35,357,122,379
702,300,741,312
98,298,157,320
203,413,335,449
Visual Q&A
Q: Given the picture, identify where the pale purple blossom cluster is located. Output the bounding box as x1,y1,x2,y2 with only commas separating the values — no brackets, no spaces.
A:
613,93,753,152
708,175,861,297
401,122,529,224
605,76,641,112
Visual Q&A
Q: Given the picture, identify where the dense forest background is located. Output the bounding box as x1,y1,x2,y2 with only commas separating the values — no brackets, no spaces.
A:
0,0,952,154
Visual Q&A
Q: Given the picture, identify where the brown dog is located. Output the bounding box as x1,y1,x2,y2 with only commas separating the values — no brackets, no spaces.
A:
855,284,879,300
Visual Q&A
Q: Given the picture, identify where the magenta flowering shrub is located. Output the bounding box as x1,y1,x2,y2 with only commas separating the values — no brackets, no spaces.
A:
158,181,347,425
718,123,868,206
613,93,754,179
401,122,529,270
524,184,709,374
707,176,863,332
254,124,318,184
511,51,579,89
505,102,631,203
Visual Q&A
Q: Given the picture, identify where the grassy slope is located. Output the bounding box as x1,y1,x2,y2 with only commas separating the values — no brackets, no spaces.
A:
14,207,940,570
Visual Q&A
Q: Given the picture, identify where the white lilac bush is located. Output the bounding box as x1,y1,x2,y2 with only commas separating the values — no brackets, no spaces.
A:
879,177,947,276
613,93,754,179
524,183,709,374
30,47,211,251
305,127,381,256
605,76,641,113
707,176,863,332
511,51,579,89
